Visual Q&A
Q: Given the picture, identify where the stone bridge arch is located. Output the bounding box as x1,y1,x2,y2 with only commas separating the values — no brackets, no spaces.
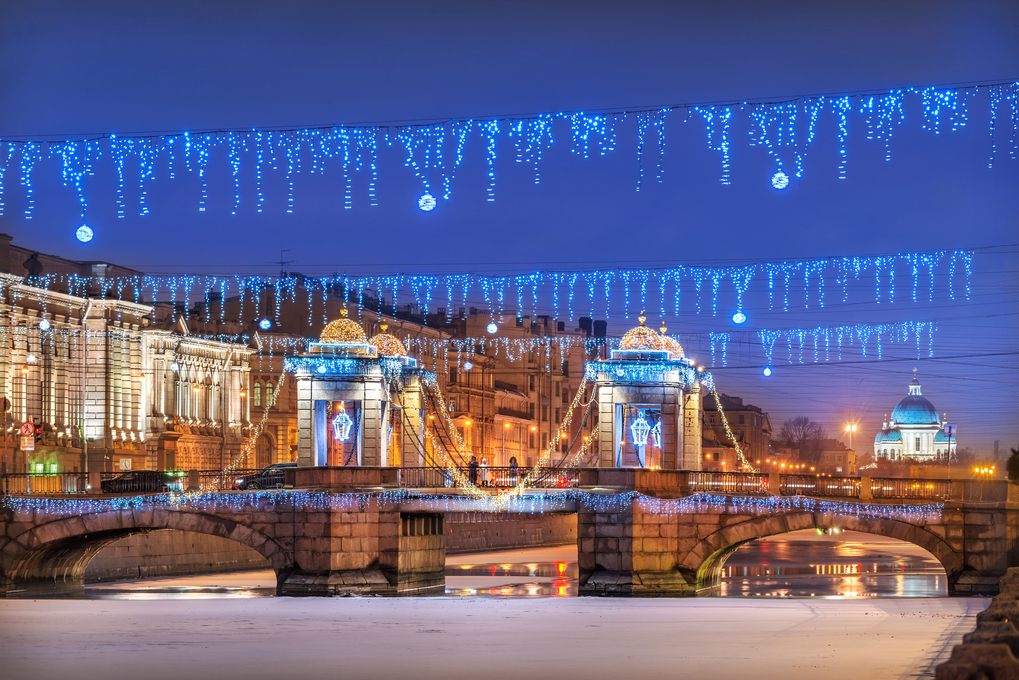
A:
677,511,962,591
1,508,291,591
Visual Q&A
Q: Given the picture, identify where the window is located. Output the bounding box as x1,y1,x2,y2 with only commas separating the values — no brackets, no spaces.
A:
554,408,560,424
562,390,568,404
529,432,535,448
541,433,547,450
449,368,457,385
257,433,273,467
542,405,548,422
253,381,262,407
264,381,275,407
562,361,569,377
529,403,535,418
836,467,843,473
738,415,745,425
529,375,535,392
915,437,921,451
554,382,560,397
449,399,456,412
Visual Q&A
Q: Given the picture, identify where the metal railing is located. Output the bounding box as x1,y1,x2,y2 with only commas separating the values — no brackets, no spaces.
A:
398,466,579,490
1,472,89,495
869,477,953,500
197,469,264,490
780,475,861,498
688,472,769,495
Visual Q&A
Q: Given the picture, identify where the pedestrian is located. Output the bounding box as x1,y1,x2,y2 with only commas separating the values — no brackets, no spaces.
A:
509,456,518,483
480,456,489,486
468,456,479,485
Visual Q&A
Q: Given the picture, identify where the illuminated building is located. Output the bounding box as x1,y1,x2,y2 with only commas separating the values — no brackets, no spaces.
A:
873,371,956,462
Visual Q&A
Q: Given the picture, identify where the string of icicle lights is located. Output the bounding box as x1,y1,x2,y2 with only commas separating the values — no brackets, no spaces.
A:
9,317,943,374
12,247,973,323
2,81,1015,221
0,490,944,524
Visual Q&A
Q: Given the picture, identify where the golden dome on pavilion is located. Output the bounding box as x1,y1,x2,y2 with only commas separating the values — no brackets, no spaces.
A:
319,306,368,344
371,323,407,357
619,312,664,351
657,321,685,358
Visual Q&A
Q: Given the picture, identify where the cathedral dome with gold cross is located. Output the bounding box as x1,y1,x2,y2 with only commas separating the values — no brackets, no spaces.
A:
618,313,664,351
371,323,407,357
319,307,368,344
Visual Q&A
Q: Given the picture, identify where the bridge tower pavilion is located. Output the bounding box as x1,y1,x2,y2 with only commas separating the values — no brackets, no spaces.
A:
290,311,432,468
586,314,702,470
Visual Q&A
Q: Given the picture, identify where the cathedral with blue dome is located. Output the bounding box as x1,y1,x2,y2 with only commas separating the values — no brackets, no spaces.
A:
874,370,956,462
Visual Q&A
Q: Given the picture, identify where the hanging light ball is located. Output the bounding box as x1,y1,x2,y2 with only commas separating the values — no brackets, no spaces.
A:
486,322,498,334
771,171,789,189
763,366,773,377
39,319,51,331
258,318,272,331
26,354,37,363
76,224,95,243
732,310,747,324
463,361,474,371
170,362,180,372
317,365,328,374
418,193,437,211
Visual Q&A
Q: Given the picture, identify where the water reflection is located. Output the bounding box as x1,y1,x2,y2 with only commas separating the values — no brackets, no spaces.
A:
445,561,576,597
714,530,947,598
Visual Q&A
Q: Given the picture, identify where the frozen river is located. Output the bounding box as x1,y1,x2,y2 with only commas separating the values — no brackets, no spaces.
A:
0,531,986,679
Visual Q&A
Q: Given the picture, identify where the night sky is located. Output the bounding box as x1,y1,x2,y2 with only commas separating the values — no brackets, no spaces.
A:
1,0,1016,455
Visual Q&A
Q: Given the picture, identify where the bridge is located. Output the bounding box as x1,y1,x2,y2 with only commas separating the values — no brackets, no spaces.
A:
0,468,1012,596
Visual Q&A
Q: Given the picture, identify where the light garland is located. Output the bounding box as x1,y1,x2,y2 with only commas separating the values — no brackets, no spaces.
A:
8,248,973,324
711,387,757,473
0,489,944,524
5,81,1014,221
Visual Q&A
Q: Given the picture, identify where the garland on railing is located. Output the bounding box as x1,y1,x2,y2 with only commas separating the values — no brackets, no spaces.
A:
1,489,944,523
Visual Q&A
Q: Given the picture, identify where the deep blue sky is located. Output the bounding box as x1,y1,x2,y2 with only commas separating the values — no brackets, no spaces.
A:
1,0,1016,455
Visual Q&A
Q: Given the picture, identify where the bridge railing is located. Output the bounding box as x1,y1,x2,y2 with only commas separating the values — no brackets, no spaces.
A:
1,472,89,495
869,477,953,500
196,469,265,490
398,466,578,490
780,475,861,498
689,472,769,495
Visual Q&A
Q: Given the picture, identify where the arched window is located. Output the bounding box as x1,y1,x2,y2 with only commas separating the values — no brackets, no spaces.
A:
264,381,275,407
253,381,262,407
257,433,273,468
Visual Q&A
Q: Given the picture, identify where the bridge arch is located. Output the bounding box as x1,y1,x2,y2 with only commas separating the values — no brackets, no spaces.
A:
677,511,962,591
1,508,291,591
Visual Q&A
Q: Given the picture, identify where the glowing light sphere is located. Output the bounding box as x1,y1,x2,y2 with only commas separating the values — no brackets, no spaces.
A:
771,171,789,189
486,322,498,334
463,361,474,371
75,224,94,243
258,318,272,331
170,362,180,372
39,319,51,331
26,354,37,363
732,310,747,324
418,193,437,211
763,366,773,377
316,365,327,374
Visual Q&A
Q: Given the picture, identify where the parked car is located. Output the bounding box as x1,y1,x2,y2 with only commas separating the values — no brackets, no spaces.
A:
233,462,296,490
100,470,185,494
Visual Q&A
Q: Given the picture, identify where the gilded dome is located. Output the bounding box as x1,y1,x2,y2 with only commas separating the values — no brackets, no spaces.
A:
657,322,685,357
619,313,664,351
371,323,407,357
319,307,368,344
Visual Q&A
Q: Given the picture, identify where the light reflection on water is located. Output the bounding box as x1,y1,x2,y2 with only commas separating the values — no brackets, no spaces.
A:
20,533,946,600
714,535,947,598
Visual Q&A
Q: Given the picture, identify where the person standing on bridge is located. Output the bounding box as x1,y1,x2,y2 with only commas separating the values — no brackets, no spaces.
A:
468,456,479,485
480,457,489,486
